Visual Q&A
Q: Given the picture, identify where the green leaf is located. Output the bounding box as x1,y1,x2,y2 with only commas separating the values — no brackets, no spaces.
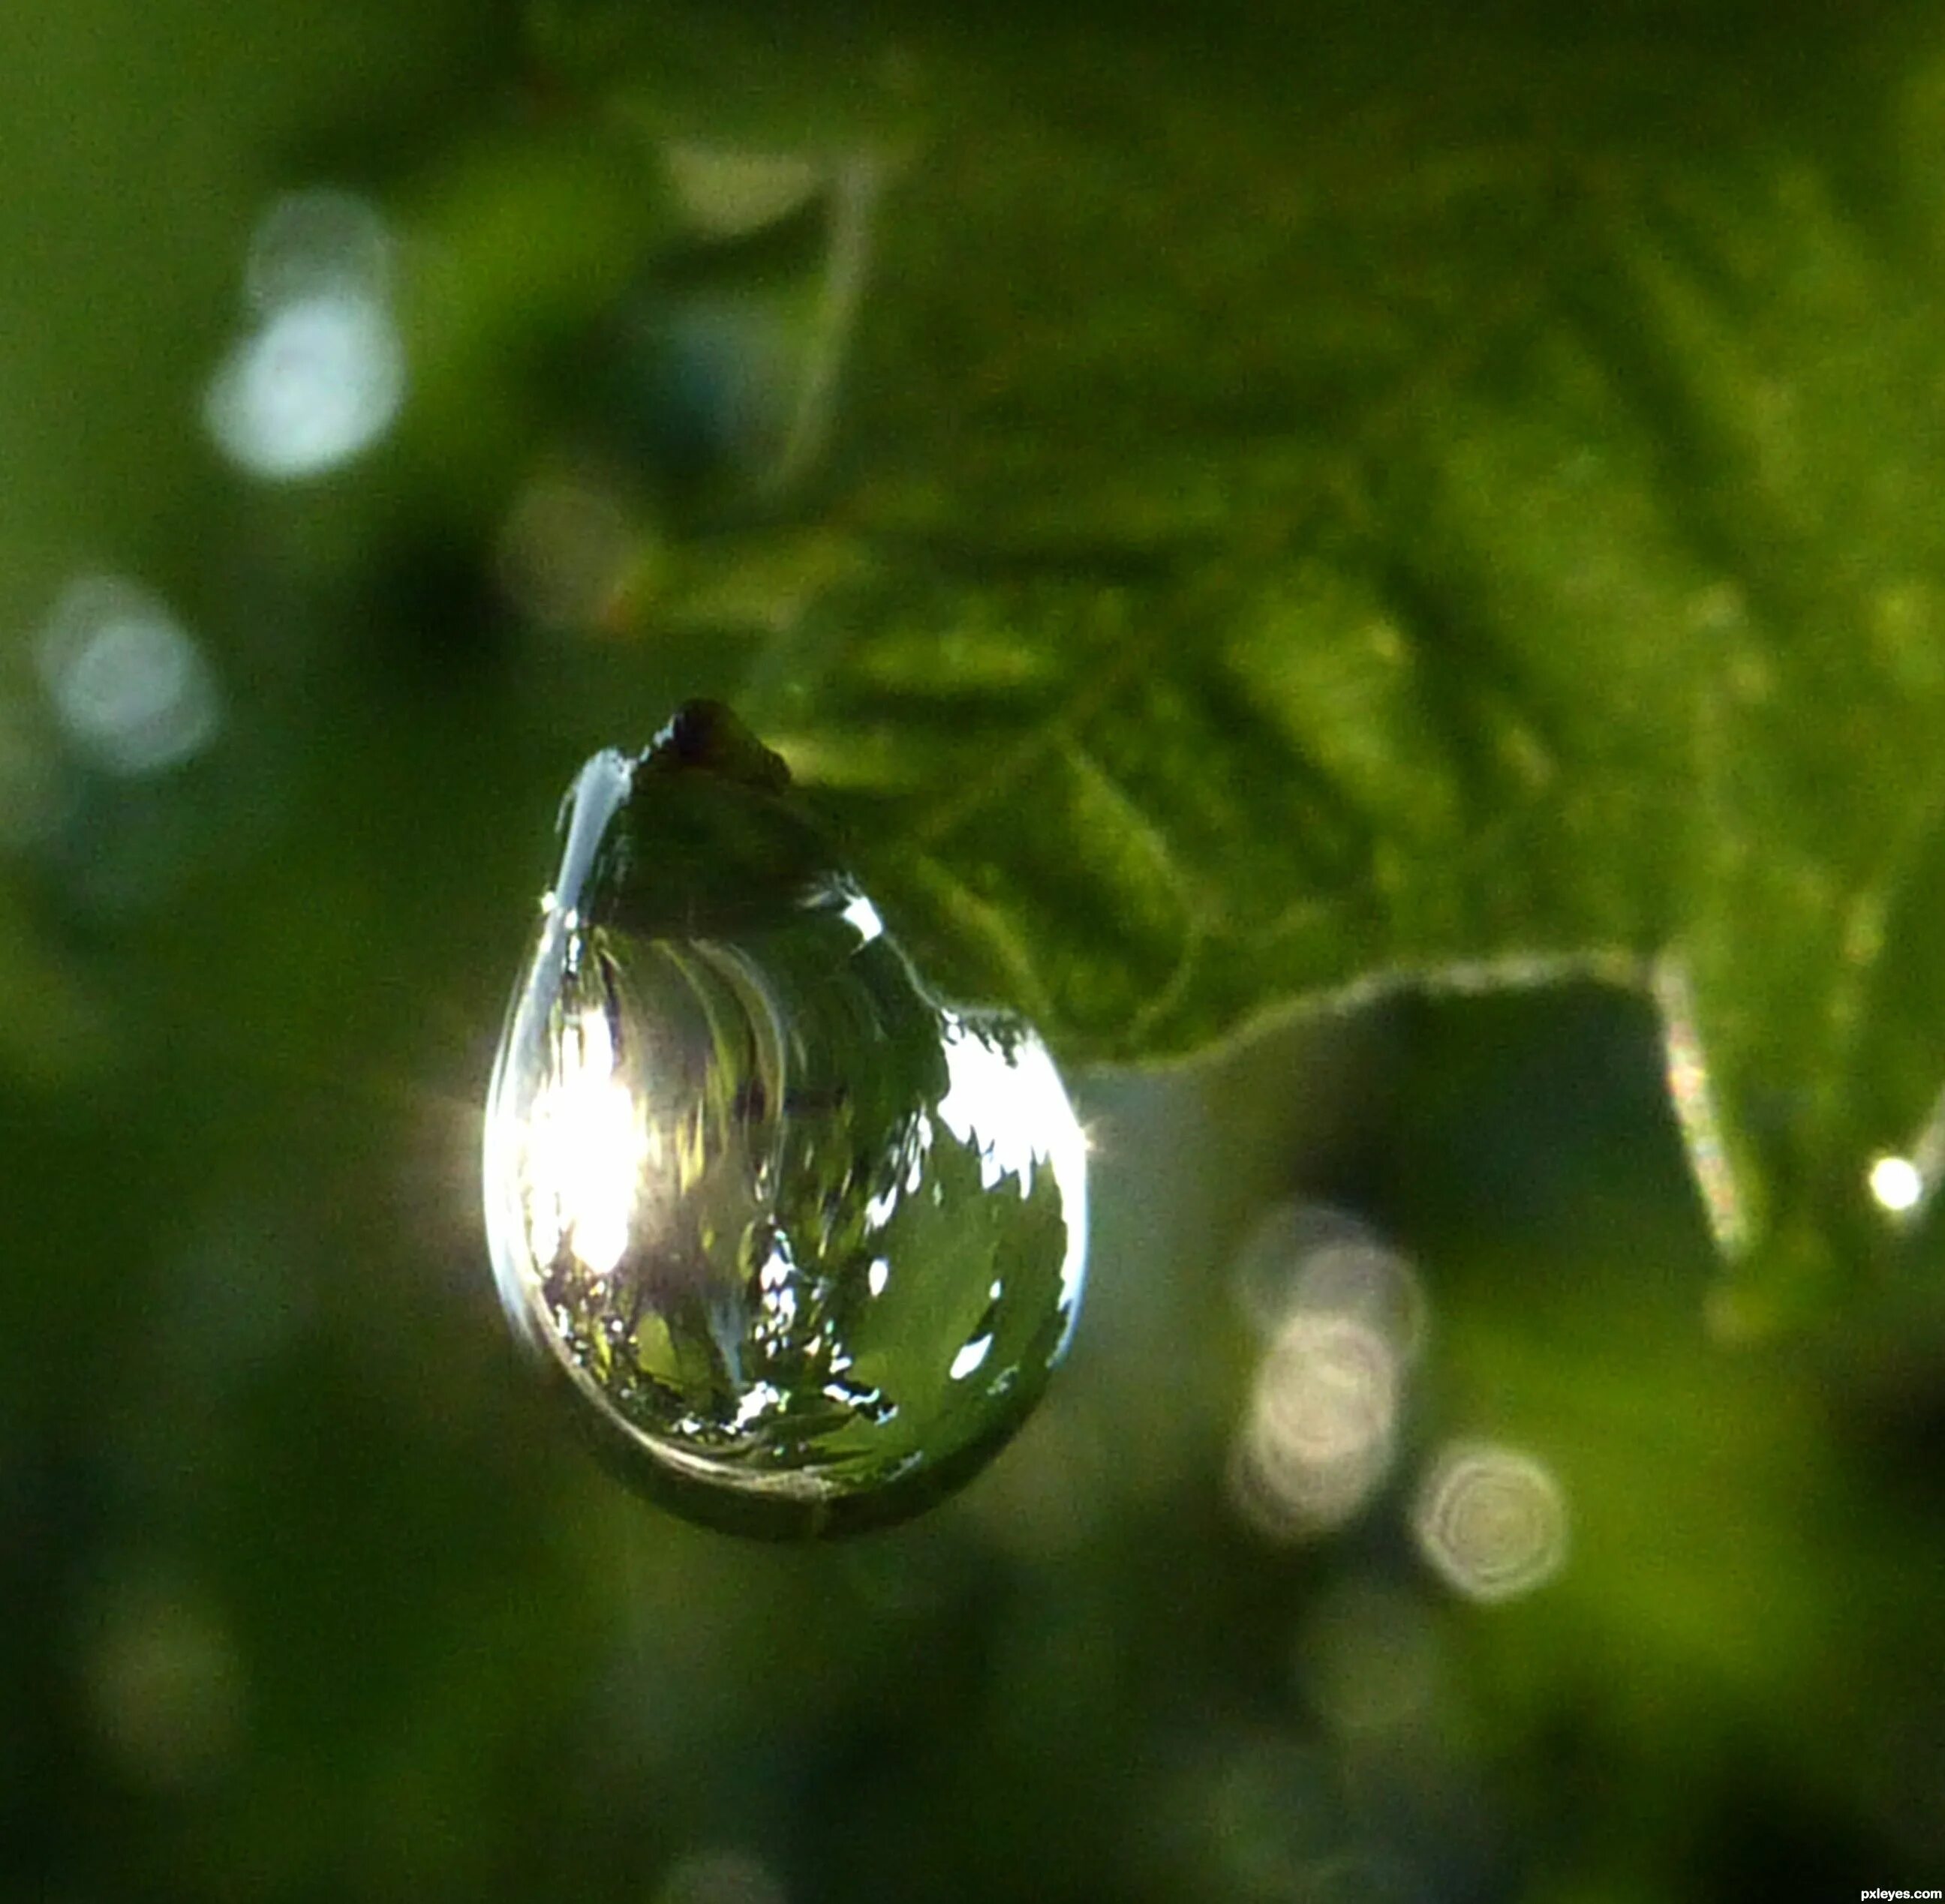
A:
513,4,1945,1318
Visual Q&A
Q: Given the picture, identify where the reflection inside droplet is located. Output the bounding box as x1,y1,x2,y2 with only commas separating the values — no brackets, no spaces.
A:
519,1002,648,1279
482,702,1089,1537
1411,1439,1568,1603
35,576,220,777
948,1333,993,1380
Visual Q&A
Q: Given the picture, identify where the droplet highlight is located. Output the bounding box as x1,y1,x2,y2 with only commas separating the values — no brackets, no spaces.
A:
482,702,1088,1536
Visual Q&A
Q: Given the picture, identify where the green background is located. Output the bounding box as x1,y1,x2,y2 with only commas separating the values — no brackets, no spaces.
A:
6,2,1945,1898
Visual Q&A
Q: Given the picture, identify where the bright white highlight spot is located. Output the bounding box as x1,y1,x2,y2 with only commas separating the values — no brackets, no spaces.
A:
35,576,220,776
840,892,884,945
1411,1439,1568,1603
519,1005,647,1278
731,1380,788,1430
938,1023,1046,1190
948,1333,994,1381
866,1258,889,1298
205,292,404,480
1868,1152,1924,1215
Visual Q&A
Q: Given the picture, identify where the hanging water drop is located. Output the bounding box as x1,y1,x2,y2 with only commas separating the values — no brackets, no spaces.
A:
482,702,1089,1537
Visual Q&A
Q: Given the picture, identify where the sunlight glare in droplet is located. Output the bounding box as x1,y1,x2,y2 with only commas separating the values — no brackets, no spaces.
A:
1411,1439,1568,1603
519,1004,648,1278
35,576,220,776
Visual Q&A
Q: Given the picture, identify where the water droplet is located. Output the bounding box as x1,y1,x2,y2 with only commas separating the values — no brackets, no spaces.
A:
482,702,1088,1537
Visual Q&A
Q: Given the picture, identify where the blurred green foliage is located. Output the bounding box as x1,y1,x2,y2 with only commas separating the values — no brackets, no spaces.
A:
7,2,1945,1900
